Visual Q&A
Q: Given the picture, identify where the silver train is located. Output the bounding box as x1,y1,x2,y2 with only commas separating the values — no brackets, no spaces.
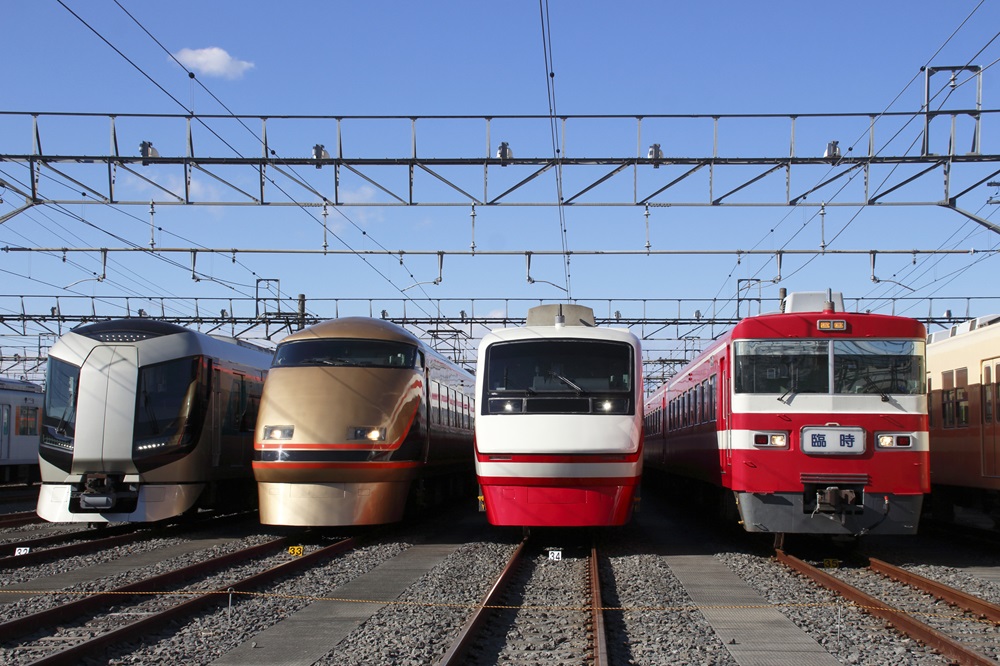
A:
37,319,271,523
253,317,475,526
0,377,44,483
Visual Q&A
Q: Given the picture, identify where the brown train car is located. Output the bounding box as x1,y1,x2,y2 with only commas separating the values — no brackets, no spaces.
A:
253,317,475,526
926,315,1000,527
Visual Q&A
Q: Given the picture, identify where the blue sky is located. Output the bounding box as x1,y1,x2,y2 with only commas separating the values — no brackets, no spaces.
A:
2,1,1000,365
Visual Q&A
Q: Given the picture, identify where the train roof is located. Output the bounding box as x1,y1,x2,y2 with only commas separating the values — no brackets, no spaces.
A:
0,377,43,393
73,318,191,342
732,309,926,340
479,322,640,347
277,317,421,347
926,314,1000,345
69,319,272,355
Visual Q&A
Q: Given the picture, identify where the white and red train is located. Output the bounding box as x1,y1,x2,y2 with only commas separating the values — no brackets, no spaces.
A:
643,291,928,536
37,319,271,523
925,315,1000,528
474,304,643,527
252,317,475,526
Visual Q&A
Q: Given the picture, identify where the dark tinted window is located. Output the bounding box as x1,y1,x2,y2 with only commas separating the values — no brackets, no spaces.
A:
43,357,80,440
272,339,417,369
484,339,632,394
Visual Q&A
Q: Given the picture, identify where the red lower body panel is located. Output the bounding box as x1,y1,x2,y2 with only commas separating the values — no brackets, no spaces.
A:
479,477,639,526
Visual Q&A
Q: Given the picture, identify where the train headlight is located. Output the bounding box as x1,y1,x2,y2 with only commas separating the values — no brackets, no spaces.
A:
488,398,523,414
597,398,628,414
348,426,385,442
262,425,294,441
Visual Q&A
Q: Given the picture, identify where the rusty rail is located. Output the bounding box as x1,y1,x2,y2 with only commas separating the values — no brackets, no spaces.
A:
776,549,996,666
589,544,609,666
9,535,358,665
437,536,528,665
868,556,1000,623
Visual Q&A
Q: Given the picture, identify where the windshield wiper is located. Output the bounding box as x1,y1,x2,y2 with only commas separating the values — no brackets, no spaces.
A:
864,375,891,402
549,371,586,394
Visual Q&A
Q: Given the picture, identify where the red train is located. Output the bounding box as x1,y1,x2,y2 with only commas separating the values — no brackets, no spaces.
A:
925,315,1000,528
643,291,928,536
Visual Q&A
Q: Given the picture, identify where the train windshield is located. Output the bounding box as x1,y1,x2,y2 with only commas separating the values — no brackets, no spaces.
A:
733,339,925,395
483,339,634,415
133,356,207,456
272,339,418,369
42,357,81,443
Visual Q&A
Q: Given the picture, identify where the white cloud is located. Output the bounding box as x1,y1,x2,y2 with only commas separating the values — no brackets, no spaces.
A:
173,47,254,80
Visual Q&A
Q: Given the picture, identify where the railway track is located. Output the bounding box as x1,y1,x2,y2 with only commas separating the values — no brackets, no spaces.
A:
440,534,609,665
0,511,44,529
0,512,255,566
1,533,359,665
776,548,1000,665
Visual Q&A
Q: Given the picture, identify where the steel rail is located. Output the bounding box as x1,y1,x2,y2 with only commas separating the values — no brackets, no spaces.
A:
868,556,1000,623
437,536,529,665
0,511,43,528
20,535,359,666
0,535,293,642
0,523,140,563
775,549,996,666
0,512,256,565
589,544,609,666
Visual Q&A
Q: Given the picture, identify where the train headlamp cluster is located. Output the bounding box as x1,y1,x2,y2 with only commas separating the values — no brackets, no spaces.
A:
487,397,628,414
753,432,787,448
349,426,386,442
262,425,294,441
135,438,171,452
877,434,913,448
598,399,628,413
817,319,847,331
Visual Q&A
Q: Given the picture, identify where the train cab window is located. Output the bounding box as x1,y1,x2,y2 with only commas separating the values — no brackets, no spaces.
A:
42,357,81,445
735,339,925,396
133,356,208,455
734,340,828,394
482,339,634,415
272,339,417,369
833,340,925,395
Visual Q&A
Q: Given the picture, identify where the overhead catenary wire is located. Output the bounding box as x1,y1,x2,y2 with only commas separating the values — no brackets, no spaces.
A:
707,0,995,326
539,0,573,299
53,0,476,360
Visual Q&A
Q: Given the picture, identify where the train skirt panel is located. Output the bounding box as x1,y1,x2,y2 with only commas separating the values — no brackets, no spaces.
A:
36,481,206,523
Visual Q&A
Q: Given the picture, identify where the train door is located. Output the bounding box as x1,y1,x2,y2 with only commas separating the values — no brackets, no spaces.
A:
1,403,10,462
212,368,222,467
720,357,733,472
982,359,999,477
221,372,249,468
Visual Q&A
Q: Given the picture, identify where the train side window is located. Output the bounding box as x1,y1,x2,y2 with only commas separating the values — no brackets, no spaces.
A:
927,376,934,428
450,388,458,427
985,366,993,424
16,406,39,436
942,371,955,428
431,381,441,425
956,368,969,427
710,375,717,421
